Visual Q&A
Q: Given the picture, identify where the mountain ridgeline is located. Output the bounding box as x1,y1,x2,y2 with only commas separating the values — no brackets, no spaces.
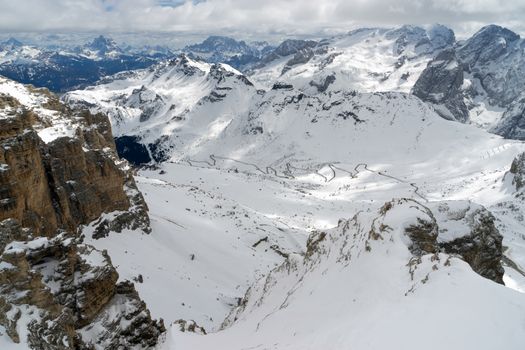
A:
60,24,525,166
0,35,170,92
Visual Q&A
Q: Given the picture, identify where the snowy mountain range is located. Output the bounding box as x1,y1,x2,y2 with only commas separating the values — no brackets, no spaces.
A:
247,24,455,92
2,23,525,350
0,36,170,92
63,24,525,157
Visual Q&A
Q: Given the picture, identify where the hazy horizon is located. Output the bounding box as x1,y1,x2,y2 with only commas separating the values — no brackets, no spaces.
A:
0,0,524,47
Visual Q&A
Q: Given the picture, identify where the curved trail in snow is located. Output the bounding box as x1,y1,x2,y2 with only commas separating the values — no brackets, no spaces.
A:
187,154,293,179
185,155,428,201
374,169,428,202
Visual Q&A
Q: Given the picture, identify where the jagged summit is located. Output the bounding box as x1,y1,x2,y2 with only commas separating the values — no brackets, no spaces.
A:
87,35,121,50
458,24,520,65
183,35,273,69
80,34,123,59
187,35,251,53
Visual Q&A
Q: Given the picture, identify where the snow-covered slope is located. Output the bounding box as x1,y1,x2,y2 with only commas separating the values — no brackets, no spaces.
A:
64,54,257,162
248,24,454,93
80,112,525,345
65,61,515,171
59,24,525,350
169,199,525,350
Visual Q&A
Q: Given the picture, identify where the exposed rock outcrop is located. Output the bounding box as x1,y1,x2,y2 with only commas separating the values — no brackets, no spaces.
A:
0,220,165,349
412,25,525,138
398,200,504,283
376,199,504,284
412,49,468,122
491,94,525,140
0,78,150,237
0,77,162,348
508,152,525,191
428,201,503,283
173,319,207,335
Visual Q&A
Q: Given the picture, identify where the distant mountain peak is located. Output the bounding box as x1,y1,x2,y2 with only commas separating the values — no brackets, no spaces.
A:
273,39,318,57
183,35,274,70
204,35,247,46
1,37,23,47
83,35,122,56
186,35,250,53
457,23,521,66
475,24,520,40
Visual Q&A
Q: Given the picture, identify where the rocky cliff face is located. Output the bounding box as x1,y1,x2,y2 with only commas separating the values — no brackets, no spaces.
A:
412,25,525,137
508,152,525,191
412,49,468,122
491,93,525,140
0,221,165,349
0,77,162,348
0,77,150,237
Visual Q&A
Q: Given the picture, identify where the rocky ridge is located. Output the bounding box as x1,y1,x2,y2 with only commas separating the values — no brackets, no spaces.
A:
64,54,257,164
174,198,517,350
228,198,506,328
248,24,455,92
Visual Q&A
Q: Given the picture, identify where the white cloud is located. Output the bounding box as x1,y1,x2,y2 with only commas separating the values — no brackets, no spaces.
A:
0,0,524,39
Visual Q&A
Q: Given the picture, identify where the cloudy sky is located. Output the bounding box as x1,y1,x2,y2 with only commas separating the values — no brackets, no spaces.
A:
0,0,524,41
